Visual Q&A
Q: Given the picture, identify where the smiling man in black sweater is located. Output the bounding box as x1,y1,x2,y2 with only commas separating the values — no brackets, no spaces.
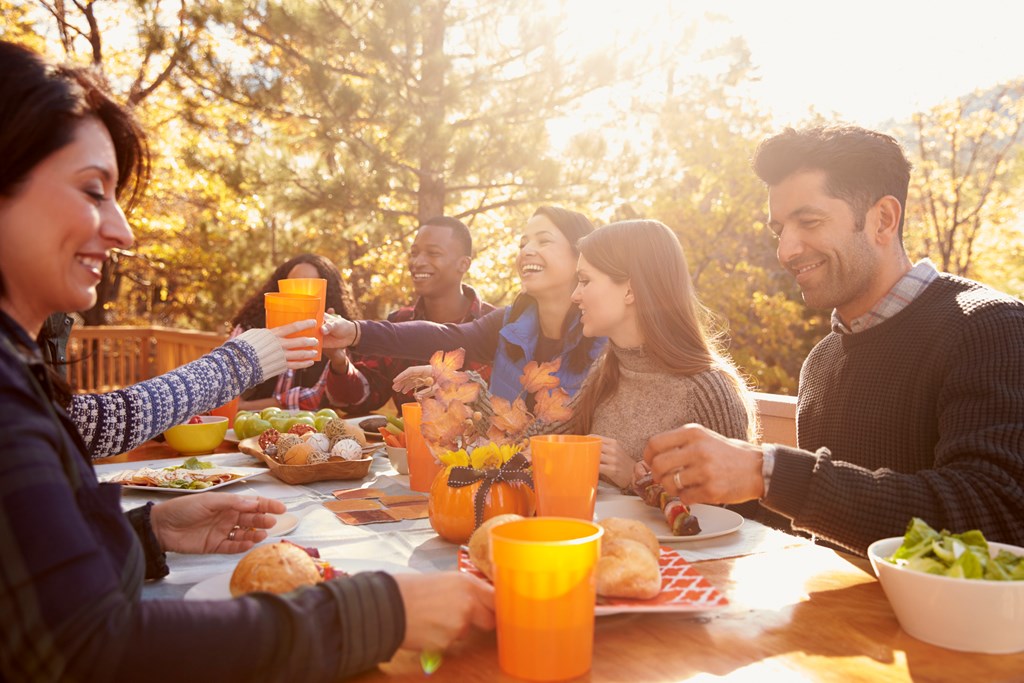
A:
643,125,1024,556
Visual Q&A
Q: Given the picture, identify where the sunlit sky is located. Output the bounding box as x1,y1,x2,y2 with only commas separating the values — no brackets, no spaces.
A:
555,0,1024,127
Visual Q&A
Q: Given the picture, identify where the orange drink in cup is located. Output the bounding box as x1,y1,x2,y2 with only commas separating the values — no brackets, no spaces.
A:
209,395,240,427
490,517,603,681
276,278,327,357
402,402,443,492
264,292,323,360
529,435,601,519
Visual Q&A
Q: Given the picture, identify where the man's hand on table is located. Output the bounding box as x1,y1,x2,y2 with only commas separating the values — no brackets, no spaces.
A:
394,573,495,651
149,493,286,554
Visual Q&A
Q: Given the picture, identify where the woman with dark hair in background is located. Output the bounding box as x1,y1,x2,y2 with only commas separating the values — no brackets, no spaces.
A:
0,40,493,682
229,252,361,411
323,206,605,401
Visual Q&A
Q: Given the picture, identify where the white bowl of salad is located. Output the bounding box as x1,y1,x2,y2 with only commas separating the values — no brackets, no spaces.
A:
868,518,1024,654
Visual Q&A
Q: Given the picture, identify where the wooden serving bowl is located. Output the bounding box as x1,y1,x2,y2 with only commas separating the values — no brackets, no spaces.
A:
238,437,374,484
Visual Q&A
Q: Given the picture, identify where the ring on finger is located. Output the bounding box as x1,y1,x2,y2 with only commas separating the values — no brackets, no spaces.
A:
672,468,683,490
227,524,241,541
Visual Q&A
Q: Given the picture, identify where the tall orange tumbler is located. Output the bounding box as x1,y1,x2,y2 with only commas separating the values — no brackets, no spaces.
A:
401,402,442,492
276,278,327,360
529,435,602,520
264,292,323,361
490,517,603,681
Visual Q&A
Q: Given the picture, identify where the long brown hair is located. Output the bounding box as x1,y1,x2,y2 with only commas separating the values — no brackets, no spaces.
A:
569,220,758,440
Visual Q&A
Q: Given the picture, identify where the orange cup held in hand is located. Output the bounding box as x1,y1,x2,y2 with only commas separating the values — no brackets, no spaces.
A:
529,435,602,520
490,517,604,681
401,402,442,492
264,292,323,360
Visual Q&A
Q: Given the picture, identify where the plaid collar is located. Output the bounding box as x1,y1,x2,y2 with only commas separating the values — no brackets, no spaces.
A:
832,259,939,334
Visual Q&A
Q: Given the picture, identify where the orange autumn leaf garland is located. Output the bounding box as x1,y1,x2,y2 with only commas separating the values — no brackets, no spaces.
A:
412,348,571,455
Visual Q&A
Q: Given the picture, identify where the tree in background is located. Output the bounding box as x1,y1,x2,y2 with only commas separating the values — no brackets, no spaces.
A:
902,81,1024,296
169,0,629,318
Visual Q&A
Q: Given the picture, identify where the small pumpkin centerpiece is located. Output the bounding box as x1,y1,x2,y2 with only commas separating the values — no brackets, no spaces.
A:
412,348,572,544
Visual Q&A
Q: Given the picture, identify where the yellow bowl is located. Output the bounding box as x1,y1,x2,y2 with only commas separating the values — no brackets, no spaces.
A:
163,416,229,456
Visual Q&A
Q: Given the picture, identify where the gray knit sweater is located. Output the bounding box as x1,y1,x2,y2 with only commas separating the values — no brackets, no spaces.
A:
588,345,749,463
763,274,1024,555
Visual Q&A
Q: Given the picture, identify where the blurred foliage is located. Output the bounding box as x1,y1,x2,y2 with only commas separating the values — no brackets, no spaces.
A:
901,81,1024,298
4,1,1023,394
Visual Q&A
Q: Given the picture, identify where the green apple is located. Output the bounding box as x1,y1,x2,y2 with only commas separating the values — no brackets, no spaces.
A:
233,413,254,438
314,415,333,432
315,408,340,420
293,411,315,420
289,416,316,431
260,407,284,420
247,418,272,438
269,415,292,433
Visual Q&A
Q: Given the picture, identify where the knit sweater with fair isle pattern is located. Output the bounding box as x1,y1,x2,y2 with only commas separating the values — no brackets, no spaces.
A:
71,328,287,458
762,274,1024,555
588,345,750,463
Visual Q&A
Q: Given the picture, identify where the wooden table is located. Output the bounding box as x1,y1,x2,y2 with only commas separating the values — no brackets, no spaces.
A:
102,441,1023,681
94,439,239,464
364,544,1022,682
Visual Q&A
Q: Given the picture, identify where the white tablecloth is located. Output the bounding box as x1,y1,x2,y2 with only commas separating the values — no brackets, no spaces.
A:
93,450,808,601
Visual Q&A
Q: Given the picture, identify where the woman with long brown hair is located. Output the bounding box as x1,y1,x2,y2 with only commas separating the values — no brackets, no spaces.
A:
564,219,757,490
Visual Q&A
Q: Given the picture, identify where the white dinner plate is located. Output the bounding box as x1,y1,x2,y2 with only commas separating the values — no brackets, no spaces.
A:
267,512,300,537
595,496,743,542
102,466,268,494
185,558,418,600
224,429,240,444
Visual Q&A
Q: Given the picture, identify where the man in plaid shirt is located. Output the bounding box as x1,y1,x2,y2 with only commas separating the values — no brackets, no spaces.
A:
325,217,495,414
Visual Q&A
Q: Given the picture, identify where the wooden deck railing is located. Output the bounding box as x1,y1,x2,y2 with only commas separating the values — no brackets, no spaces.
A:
64,327,800,447
66,326,227,395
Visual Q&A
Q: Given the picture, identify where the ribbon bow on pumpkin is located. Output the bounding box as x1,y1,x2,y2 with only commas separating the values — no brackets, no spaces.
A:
445,452,534,529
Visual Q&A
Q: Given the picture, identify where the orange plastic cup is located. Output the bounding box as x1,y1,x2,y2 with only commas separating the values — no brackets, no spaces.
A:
529,435,601,520
490,517,603,681
401,402,442,492
209,395,239,427
264,292,323,360
278,278,326,307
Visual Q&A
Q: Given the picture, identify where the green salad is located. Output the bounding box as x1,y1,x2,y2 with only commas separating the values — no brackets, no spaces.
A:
887,518,1024,581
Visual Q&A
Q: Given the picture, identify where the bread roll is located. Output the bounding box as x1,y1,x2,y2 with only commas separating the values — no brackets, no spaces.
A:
595,538,661,600
467,513,523,580
229,542,324,597
599,517,660,560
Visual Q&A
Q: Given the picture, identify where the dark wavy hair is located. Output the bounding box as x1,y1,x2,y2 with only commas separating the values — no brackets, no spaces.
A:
503,206,598,374
230,253,361,331
752,125,912,237
0,41,149,407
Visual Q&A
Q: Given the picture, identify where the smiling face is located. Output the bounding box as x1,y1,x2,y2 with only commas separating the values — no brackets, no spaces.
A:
768,169,883,321
571,255,638,344
0,117,133,335
408,224,470,297
517,214,578,298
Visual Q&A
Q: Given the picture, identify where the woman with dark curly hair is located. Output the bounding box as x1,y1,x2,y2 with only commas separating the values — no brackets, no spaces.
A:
229,253,361,411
